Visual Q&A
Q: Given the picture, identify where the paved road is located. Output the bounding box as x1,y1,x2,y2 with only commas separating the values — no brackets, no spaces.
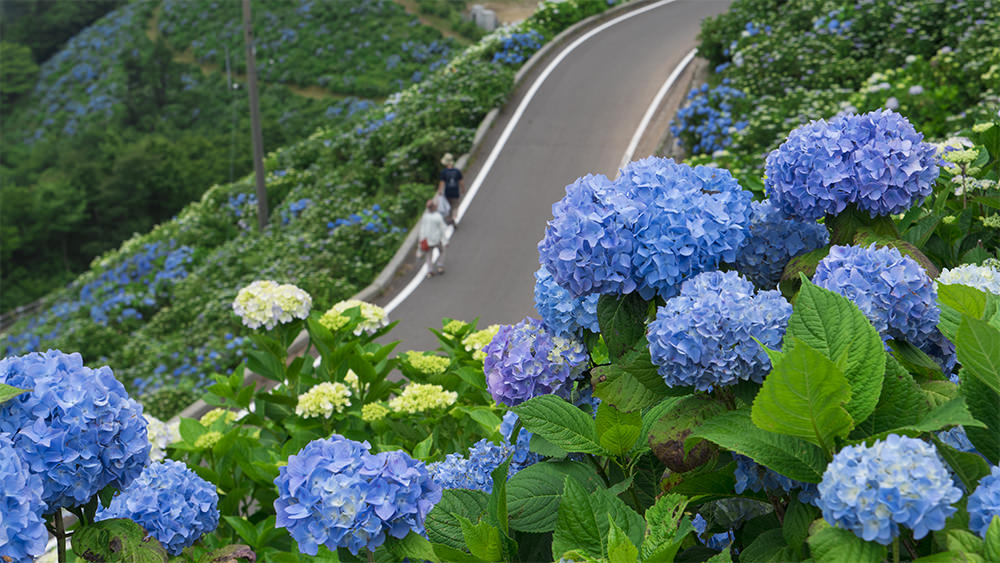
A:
379,0,732,352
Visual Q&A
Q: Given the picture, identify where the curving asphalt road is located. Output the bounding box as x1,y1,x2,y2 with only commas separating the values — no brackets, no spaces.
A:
378,0,732,352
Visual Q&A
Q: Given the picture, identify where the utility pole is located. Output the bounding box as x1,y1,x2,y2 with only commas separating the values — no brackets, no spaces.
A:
242,0,268,231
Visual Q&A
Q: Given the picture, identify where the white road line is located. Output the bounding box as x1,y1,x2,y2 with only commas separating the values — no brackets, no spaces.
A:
618,48,697,172
385,0,685,315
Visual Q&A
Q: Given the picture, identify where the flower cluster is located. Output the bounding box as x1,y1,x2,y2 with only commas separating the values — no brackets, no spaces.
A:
319,299,389,336
938,264,1000,295
443,319,469,335
483,317,589,406
428,439,515,493
670,82,748,155
145,415,181,463
274,436,441,556
734,200,829,289
0,350,149,511
362,402,390,422
388,383,457,414
765,110,939,220
647,271,791,391
500,412,541,473
327,204,400,236
533,265,600,338
0,433,47,561
813,245,951,370
296,382,353,418
97,460,219,555
817,435,961,545
538,158,752,300
492,30,543,65
462,324,502,361
733,455,818,504
200,408,239,427
404,351,451,376
968,465,1000,537
232,280,312,330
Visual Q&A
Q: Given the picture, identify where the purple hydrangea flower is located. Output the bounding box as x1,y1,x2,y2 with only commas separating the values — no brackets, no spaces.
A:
0,433,47,561
97,460,219,556
813,244,953,371
0,350,149,511
274,435,441,556
817,435,961,545
647,271,791,391
537,174,636,297
533,266,600,338
968,465,1000,537
765,110,939,220
483,317,588,406
614,158,752,299
539,158,753,300
734,454,819,505
734,199,830,288
427,439,515,493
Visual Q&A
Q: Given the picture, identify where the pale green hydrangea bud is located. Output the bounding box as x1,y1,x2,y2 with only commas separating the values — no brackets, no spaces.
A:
362,402,390,422
404,351,450,376
232,280,311,330
295,382,352,419
195,431,224,450
388,383,457,414
200,408,239,427
462,324,501,361
319,299,388,335
443,319,469,335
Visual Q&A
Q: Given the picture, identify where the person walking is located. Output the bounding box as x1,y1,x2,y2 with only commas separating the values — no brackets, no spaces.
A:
418,198,448,277
437,153,463,226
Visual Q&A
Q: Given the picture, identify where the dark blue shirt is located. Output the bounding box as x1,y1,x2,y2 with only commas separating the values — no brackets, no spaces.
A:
440,168,462,198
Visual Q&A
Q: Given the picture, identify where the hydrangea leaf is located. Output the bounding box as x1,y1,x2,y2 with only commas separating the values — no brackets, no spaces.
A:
931,436,991,492
806,519,886,563
512,395,605,455
986,517,1000,563
922,380,959,408
507,461,603,533
597,293,649,361
384,532,441,563
945,529,984,555
689,408,827,483
595,402,642,456
552,477,603,560
782,499,818,559
886,339,943,381
457,515,503,562
640,493,689,561
0,382,28,405
606,516,639,563
938,284,989,336
961,373,1000,464
851,355,928,438
786,276,884,425
592,346,684,412
195,544,256,563
956,316,1000,395
739,528,788,562
425,489,490,550
487,457,511,535
72,518,168,563
751,337,855,451
633,397,684,457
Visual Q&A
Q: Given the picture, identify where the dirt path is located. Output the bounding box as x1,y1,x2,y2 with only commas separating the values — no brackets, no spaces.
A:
393,0,474,45
144,3,363,101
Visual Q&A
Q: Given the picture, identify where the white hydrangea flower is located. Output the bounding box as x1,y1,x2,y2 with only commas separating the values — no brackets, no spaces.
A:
145,415,180,463
938,264,1000,295
319,299,388,336
232,280,312,330
295,382,352,419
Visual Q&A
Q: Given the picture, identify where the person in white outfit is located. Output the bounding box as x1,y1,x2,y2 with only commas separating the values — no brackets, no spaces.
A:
418,198,448,277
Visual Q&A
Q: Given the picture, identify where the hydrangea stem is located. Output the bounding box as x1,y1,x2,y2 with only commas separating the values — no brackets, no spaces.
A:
893,536,900,563
55,511,67,563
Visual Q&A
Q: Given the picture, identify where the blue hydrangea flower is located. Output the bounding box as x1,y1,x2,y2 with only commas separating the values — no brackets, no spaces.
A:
817,435,961,545
500,411,541,472
274,435,441,556
0,350,149,511
537,174,636,297
937,426,977,453
483,317,588,407
968,465,1000,537
539,159,753,300
533,266,600,338
647,271,791,391
734,454,819,505
670,83,748,155
0,433,47,561
734,199,829,288
813,244,953,371
765,110,939,220
613,158,752,299
97,460,219,556
691,513,735,551
427,439,515,493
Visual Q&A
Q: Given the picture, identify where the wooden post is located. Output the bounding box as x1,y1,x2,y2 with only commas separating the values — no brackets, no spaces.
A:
242,0,268,230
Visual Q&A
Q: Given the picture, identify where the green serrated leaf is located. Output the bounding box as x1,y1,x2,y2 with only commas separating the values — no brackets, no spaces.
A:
432,543,483,563
487,457,511,535
807,519,886,563
961,373,1000,464
641,494,688,561
458,515,503,562
957,316,1000,395
73,518,168,562
513,395,604,455
597,293,650,360
529,433,569,458
595,402,642,456
385,532,441,563
552,477,603,560
932,436,991,491
740,528,787,562
751,337,855,450
592,346,684,412
946,529,984,555
985,516,1000,563
223,516,258,545
0,382,29,405
787,277,884,423
691,408,828,483
196,544,257,563
854,355,929,437
425,489,489,549
782,500,818,559
634,397,684,455
923,380,960,407
606,516,639,563
507,461,602,533
178,417,206,445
